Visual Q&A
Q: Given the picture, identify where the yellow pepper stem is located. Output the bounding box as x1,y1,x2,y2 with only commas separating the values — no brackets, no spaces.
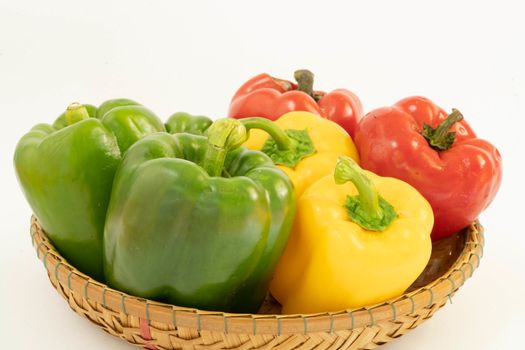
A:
240,117,291,150
65,102,90,126
334,156,397,231
202,118,247,177
240,117,316,168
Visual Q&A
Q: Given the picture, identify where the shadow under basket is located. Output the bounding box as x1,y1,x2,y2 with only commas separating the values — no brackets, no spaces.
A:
31,216,484,350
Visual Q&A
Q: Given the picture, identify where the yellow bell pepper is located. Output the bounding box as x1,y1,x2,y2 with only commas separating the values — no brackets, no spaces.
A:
241,112,359,196
270,156,433,314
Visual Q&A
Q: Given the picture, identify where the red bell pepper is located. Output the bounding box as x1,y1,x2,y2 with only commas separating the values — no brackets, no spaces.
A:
355,96,502,240
228,70,363,138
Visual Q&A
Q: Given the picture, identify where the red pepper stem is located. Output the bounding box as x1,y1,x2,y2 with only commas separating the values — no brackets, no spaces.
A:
65,102,90,126
240,117,292,150
422,109,464,151
202,119,247,177
434,109,463,142
294,69,321,101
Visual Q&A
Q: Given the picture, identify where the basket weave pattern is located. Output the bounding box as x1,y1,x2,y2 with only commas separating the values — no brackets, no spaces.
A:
30,216,484,350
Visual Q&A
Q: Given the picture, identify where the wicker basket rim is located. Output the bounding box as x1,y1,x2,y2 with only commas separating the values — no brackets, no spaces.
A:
31,216,484,335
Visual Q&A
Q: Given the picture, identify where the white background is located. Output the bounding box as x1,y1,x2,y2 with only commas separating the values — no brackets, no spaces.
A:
1,1,524,349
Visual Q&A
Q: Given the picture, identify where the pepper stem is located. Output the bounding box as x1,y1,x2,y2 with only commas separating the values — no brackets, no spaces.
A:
240,117,316,168
294,69,322,102
65,102,90,126
240,117,291,150
335,156,383,219
202,118,247,177
421,109,464,151
334,156,397,231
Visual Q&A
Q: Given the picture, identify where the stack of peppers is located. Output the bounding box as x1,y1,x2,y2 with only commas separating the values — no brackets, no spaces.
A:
14,70,502,314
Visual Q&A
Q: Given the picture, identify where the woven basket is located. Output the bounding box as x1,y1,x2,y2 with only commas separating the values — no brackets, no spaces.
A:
30,216,484,350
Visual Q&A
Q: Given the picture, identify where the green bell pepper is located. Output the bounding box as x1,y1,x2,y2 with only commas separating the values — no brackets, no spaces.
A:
15,104,119,280
104,118,296,312
165,112,212,135
14,101,165,280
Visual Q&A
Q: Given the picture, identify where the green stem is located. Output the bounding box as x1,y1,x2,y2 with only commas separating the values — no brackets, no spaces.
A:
240,117,292,150
65,102,90,126
433,109,463,140
421,109,464,151
240,117,316,168
202,118,247,177
335,156,383,219
334,156,397,231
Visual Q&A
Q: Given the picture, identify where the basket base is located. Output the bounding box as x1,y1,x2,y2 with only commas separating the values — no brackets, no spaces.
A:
31,216,484,350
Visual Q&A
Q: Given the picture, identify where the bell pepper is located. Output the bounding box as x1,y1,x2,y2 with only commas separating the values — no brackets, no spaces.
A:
241,111,359,196
228,69,363,137
355,96,502,240
104,119,295,313
15,103,120,280
165,112,212,135
14,101,165,280
270,156,433,314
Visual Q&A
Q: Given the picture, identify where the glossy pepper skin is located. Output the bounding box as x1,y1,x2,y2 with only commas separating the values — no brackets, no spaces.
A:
14,104,121,280
96,98,140,119
15,100,165,280
229,70,363,138
355,96,502,240
242,111,359,196
96,99,165,152
104,119,295,313
270,157,433,314
165,112,212,135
